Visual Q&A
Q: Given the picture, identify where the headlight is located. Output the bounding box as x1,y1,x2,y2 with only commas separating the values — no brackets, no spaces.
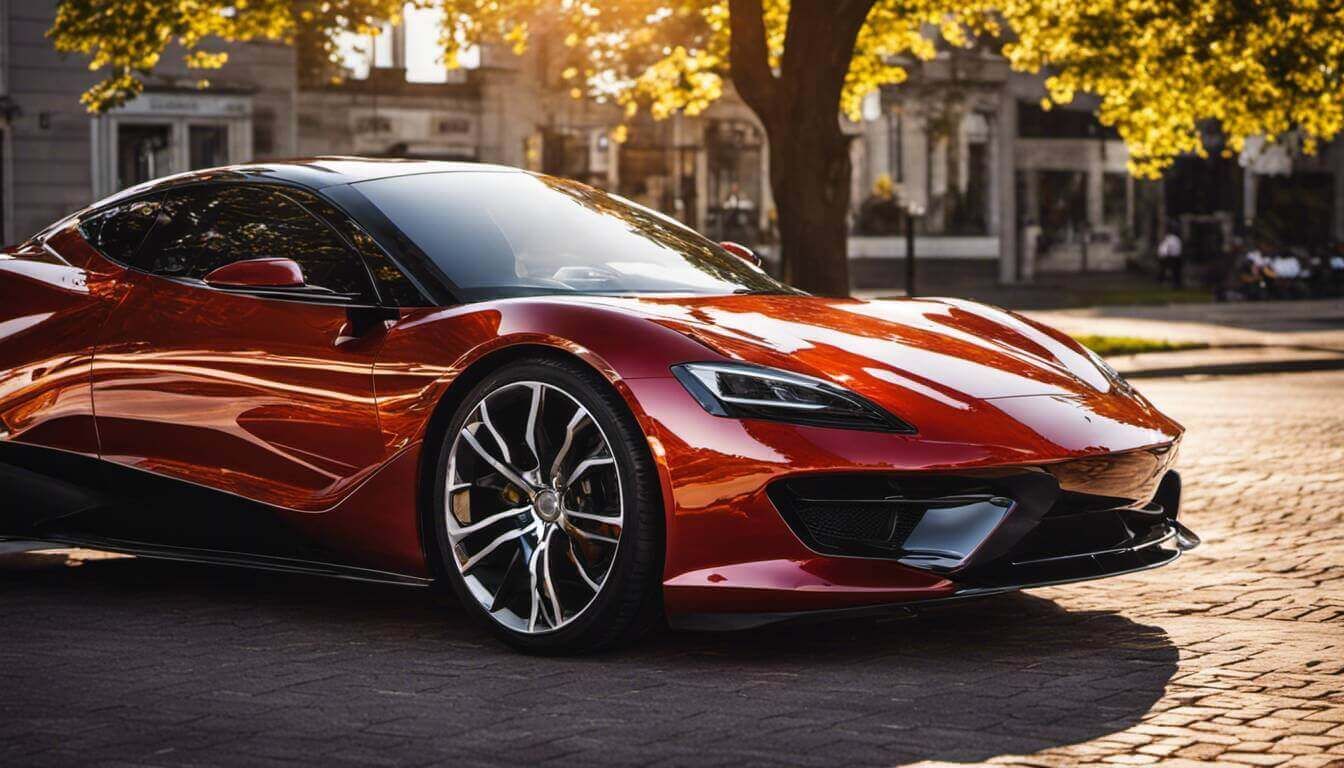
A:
671,362,915,433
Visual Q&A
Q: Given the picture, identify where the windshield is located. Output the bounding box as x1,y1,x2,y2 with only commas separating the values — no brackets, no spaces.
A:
353,171,794,301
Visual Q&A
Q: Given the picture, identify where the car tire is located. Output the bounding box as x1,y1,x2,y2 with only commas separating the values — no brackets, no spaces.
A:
432,356,663,653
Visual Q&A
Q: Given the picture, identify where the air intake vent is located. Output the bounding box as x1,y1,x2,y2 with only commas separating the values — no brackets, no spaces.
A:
767,476,951,557
794,502,915,546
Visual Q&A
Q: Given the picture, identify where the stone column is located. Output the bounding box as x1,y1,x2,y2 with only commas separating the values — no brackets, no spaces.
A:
1243,171,1258,233
996,92,1018,283
1334,136,1344,240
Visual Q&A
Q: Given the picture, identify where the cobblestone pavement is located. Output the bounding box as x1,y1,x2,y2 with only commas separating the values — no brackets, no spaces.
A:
1,372,1341,768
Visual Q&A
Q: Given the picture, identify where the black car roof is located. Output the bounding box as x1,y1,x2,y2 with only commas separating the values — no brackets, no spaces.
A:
92,156,523,209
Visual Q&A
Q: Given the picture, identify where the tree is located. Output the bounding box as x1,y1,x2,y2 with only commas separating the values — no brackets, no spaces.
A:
50,1,1344,296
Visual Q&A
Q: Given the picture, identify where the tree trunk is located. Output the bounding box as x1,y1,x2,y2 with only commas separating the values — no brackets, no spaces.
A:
768,119,853,296
727,0,874,297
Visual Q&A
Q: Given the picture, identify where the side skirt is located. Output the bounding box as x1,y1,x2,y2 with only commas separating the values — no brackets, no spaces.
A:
2,533,434,588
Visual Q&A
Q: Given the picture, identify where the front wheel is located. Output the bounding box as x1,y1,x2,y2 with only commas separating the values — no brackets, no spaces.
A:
432,357,663,653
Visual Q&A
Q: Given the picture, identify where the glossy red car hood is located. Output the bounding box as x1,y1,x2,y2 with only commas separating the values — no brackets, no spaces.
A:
572,294,1182,449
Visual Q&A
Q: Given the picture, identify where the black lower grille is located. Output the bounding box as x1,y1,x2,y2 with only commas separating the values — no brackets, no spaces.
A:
796,503,908,544
767,458,1180,570
768,476,944,556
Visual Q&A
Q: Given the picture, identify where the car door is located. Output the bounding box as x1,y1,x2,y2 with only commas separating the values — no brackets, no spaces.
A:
0,200,162,535
92,183,392,542
1,198,159,456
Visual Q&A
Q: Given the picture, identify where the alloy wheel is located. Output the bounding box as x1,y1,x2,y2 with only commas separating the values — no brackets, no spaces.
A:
445,381,624,634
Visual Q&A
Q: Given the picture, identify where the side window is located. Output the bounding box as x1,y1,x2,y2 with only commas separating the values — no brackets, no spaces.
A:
145,185,373,299
78,197,162,266
285,188,426,306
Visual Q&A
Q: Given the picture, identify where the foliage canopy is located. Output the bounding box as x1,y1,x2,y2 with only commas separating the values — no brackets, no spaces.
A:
50,1,1344,176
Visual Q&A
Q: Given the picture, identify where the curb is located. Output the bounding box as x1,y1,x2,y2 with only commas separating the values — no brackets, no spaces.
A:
1119,357,1344,379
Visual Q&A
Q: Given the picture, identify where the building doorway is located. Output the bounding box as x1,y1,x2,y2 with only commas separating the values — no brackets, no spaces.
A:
1037,170,1088,252
93,94,253,197
1256,172,1334,248
188,124,229,170
706,120,763,245
116,123,173,190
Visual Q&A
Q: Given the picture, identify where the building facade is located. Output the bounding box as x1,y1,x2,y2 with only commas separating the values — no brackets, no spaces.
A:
8,1,1344,292
0,0,297,244
849,48,1344,289
846,50,1150,288
300,13,775,249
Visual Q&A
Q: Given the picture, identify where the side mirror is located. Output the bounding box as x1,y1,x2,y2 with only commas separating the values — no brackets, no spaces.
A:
720,241,762,268
203,258,305,289
720,242,763,269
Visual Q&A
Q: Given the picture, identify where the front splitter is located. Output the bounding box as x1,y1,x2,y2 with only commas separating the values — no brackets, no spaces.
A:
667,531,1194,632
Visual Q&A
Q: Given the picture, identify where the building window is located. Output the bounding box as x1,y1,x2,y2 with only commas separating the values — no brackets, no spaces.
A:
921,110,993,236
355,116,393,135
1037,170,1089,246
335,4,478,83
1017,101,1118,140
542,127,594,182
706,120,763,245
437,117,472,136
1102,172,1129,236
188,125,228,170
887,108,903,184
116,124,173,190
95,100,252,197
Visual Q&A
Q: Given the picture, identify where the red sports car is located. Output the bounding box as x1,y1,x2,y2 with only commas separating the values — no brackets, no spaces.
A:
0,159,1198,652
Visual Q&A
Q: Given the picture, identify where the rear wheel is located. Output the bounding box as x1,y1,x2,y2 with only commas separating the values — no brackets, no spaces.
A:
432,357,662,653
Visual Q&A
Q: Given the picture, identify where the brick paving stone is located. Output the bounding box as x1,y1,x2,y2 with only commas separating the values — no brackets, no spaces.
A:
1,370,1342,767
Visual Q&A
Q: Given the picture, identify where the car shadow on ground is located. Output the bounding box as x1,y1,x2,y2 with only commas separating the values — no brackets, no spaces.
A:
0,553,1177,766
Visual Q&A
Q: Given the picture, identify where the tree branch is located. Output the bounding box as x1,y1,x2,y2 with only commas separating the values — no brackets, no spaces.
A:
776,0,875,125
727,0,777,123
783,0,876,81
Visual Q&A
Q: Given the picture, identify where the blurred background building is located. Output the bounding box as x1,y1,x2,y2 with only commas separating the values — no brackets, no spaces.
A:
4,0,1344,294
1,0,297,243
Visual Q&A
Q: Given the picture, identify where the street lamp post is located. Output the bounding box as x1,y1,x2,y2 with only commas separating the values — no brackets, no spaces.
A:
904,201,925,297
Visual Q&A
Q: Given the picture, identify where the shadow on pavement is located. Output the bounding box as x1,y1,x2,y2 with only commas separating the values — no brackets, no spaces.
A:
0,555,1177,766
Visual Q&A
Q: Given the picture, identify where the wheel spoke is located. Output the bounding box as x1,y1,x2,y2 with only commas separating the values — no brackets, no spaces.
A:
561,506,622,526
460,427,531,493
566,455,615,488
548,408,590,482
488,547,524,613
540,527,563,626
447,504,531,540
526,536,544,632
564,520,619,546
478,399,513,465
524,383,544,469
460,519,538,573
567,537,601,592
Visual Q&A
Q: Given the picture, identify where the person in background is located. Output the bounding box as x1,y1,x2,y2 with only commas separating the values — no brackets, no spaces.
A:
721,182,757,245
1268,249,1305,299
1237,241,1275,300
1157,230,1184,288
856,173,905,236
1245,241,1270,275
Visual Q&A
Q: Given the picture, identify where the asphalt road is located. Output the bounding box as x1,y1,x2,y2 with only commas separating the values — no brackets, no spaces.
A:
2,371,1342,767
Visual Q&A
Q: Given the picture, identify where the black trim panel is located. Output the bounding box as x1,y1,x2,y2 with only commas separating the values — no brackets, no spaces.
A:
0,440,425,583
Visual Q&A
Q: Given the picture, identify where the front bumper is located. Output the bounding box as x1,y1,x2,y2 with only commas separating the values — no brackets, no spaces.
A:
667,450,1198,631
